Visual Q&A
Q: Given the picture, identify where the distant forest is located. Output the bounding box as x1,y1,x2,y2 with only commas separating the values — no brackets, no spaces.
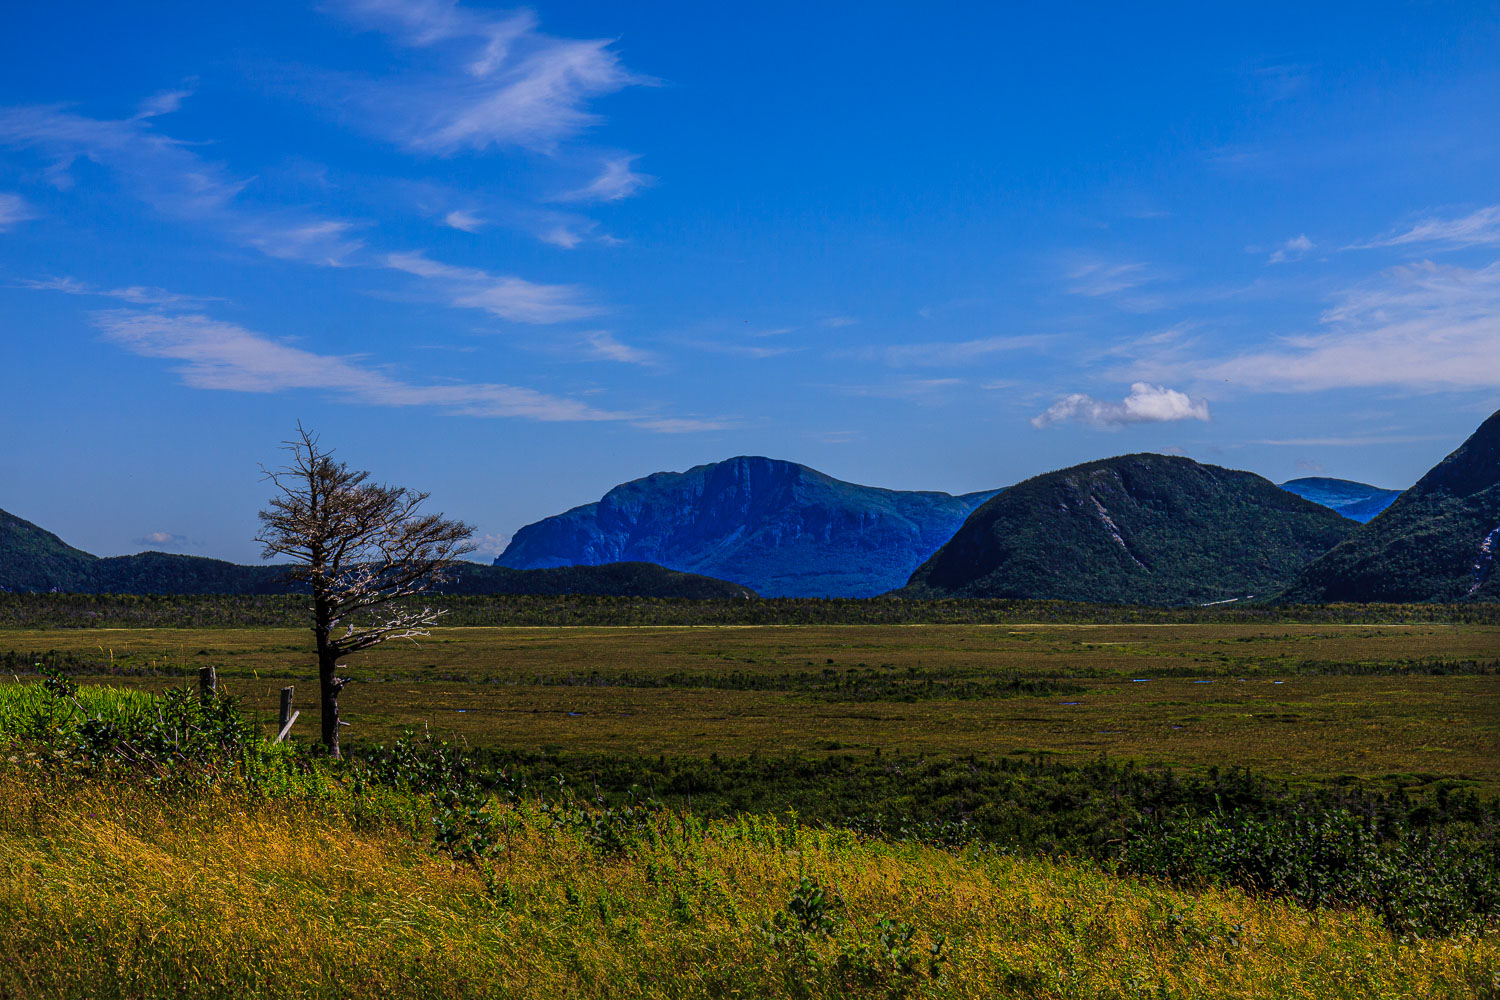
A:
1,592,1495,630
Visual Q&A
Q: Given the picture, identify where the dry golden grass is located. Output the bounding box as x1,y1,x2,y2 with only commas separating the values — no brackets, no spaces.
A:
0,768,1496,999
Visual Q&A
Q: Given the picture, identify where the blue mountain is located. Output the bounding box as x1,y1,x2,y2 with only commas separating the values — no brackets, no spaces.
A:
1278,478,1402,523
494,456,1000,597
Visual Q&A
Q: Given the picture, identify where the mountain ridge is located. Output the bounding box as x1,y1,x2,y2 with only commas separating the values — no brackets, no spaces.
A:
1279,409,1500,602
900,453,1356,605
495,455,999,597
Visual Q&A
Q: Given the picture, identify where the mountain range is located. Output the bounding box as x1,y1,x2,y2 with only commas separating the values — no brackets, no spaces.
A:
900,454,1357,605
9,409,1497,605
0,508,753,599
1278,478,1401,523
1280,409,1500,603
494,456,999,597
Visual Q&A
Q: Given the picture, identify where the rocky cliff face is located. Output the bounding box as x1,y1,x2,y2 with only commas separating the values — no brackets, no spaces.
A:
495,457,998,597
900,453,1355,605
1281,409,1500,603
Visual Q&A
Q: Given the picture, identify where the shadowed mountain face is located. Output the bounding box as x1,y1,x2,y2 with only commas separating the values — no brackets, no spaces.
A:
1279,478,1402,523
1280,410,1500,603
495,456,1000,597
0,508,752,598
900,454,1355,605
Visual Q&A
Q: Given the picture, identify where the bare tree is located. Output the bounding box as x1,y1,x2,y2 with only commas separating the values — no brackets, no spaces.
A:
256,425,475,757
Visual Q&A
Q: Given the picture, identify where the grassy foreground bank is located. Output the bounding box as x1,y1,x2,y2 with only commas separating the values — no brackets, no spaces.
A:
1,679,1497,998
2,768,1498,1000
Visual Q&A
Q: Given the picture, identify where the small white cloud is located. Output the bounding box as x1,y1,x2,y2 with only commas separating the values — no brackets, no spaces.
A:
385,250,601,323
1267,233,1314,263
583,330,654,365
1032,382,1210,430
1353,205,1500,251
444,208,484,232
0,192,34,231
555,155,650,202
135,531,190,549
820,316,857,328
133,81,197,120
469,531,511,558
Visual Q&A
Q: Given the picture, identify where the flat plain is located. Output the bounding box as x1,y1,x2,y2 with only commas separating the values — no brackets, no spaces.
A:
7,621,1497,789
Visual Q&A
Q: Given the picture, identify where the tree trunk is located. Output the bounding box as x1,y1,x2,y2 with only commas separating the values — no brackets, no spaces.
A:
316,639,342,758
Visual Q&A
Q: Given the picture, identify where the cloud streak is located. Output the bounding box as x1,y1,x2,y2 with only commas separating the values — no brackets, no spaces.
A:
855,334,1050,368
327,0,651,155
17,275,219,307
384,250,601,323
555,154,650,202
93,309,722,432
0,192,34,230
1353,205,1500,251
1032,382,1210,429
0,103,364,265
1180,261,1500,391
94,309,627,422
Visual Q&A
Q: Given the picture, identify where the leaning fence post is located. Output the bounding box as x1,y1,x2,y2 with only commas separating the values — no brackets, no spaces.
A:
198,665,217,704
279,686,294,735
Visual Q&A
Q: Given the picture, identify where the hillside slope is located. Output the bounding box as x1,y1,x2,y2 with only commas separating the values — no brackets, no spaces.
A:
496,456,998,597
1280,409,1500,602
901,454,1355,605
1279,478,1402,523
0,508,752,598
0,507,96,591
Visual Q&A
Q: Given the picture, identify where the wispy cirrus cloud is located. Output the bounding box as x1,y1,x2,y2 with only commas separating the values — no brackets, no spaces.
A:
1351,205,1500,251
1266,233,1314,263
555,154,650,202
1172,261,1500,392
384,250,601,323
17,275,219,307
1254,434,1448,447
325,0,652,155
0,102,364,265
443,208,484,232
0,192,34,230
582,330,655,366
829,378,965,403
1067,259,1155,297
1032,382,1210,429
94,308,629,422
851,334,1050,368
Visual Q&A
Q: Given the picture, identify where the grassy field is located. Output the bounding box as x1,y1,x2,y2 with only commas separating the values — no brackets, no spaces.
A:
1,766,1496,1000
5,622,1497,789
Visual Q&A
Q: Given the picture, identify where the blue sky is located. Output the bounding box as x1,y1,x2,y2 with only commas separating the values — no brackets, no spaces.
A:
2,1,1498,562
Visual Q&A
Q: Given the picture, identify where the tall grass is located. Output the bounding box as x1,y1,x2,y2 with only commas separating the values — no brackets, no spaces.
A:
0,768,1496,999
0,680,1496,998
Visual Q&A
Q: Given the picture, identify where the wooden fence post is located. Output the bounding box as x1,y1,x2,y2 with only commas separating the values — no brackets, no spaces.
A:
276,686,299,744
198,666,217,704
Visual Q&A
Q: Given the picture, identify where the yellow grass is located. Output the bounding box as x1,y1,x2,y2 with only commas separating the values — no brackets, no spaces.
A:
0,768,1495,999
